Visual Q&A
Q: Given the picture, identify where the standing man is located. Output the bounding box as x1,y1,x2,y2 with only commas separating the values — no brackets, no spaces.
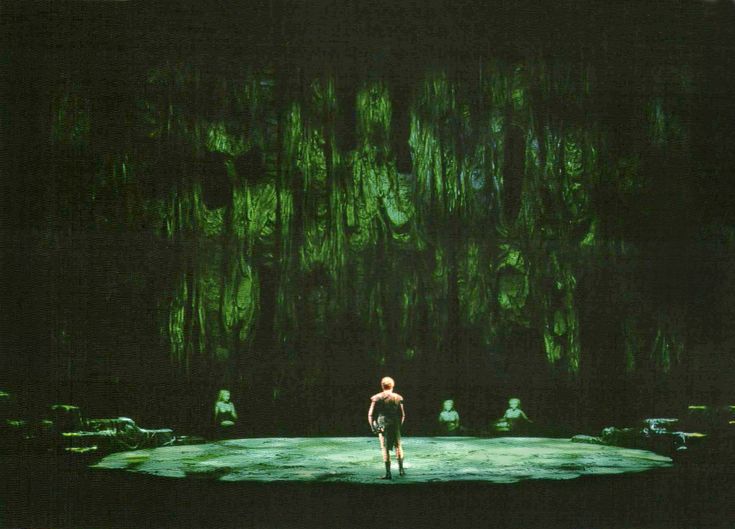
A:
368,377,406,479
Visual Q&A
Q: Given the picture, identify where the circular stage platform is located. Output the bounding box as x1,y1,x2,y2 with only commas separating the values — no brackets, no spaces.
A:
93,436,671,484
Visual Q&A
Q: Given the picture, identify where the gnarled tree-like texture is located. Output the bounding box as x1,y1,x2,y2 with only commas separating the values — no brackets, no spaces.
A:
3,1,735,434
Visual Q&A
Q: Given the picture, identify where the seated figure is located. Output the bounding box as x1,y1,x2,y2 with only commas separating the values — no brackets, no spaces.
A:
214,389,238,434
437,399,461,435
493,397,531,434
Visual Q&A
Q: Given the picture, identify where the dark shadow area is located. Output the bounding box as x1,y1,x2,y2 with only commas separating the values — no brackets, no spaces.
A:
1,453,733,529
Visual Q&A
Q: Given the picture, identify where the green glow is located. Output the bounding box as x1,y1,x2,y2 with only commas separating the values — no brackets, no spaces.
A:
193,183,226,236
497,245,528,311
544,331,562,363
206,122,246,156
560,132,589,219
94,437,672,484
356,82,391,149
168,278,187,364
511,66,526,110
650,327,682,373
39,60,698,380
580,220,596,247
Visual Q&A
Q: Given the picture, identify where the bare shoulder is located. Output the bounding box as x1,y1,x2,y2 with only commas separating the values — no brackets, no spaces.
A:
370,392,384,402
394,393,404,402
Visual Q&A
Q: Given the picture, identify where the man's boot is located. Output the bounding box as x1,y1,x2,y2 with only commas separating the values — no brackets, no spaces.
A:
398,458,405,476
380,461,392,480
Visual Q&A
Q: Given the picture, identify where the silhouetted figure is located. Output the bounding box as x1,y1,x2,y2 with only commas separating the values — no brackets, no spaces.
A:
368,377,406,479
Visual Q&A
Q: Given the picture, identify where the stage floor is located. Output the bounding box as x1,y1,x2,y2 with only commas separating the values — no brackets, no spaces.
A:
4,438,734,529
93,436,671,483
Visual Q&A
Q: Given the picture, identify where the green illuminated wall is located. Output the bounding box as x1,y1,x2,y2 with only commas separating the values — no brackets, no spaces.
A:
36,56,717,412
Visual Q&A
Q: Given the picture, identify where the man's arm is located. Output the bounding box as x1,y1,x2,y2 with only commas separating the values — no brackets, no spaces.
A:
400,403,406,425
368,400,375,429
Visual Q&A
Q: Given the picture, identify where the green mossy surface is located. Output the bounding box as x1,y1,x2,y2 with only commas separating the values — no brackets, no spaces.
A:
94,437,671,484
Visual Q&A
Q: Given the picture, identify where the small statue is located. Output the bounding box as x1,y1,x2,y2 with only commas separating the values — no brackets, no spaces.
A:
214,389,238,432
437,399,461,435
494,397,531,433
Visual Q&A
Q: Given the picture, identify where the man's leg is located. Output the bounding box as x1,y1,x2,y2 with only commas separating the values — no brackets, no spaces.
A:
395,437,405,476
379,433,391,479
